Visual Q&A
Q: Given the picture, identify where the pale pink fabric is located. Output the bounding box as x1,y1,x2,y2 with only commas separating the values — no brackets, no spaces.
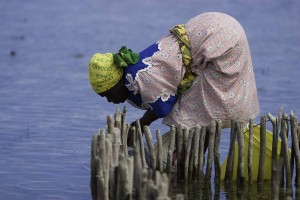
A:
134,12,259,128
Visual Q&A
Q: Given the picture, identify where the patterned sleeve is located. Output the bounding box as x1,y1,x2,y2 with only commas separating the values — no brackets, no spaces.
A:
124,34,185,118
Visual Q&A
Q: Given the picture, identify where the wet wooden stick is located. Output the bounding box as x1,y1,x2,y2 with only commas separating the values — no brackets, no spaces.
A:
144,125,156,170
136,119,147,168
267,113,278,184
192,126,200,181
257,115,267,186
214,120,222,185
112,127,120,167
184,129,194,182
123,123,130,158
90,133,99,200
114,108,122,131
176,127,184,180
116,154,132,200
176,194,185,200
290,113,300,186
198,126,206,181
133,142,142,199
278,112,285,188
98,129,109,200
280,114,292,190
248,118,254,185
166,125,176,174
156,129,163,172
183,128,189,171
272,158,284,200
126,157,134,197
236,121,245,185
155,172,170,199
205,121,216,183
135,168,148,200
188,129,196,182
120,107,127,154
107,114,114,135
224,119,237,183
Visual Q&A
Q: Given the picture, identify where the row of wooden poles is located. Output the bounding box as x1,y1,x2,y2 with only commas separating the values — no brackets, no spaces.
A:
90,107,184,200
90,107,300,200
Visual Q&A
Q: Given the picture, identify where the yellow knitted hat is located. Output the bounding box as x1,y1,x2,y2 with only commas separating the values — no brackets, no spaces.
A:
88,53,123,93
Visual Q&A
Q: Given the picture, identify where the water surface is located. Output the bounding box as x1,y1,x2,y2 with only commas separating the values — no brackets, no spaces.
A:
0,0,299,199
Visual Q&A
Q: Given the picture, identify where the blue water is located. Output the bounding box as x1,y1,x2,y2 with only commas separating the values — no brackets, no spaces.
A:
0,0,299,199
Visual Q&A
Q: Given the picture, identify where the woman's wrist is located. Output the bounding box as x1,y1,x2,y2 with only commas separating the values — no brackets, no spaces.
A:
140,110,159,127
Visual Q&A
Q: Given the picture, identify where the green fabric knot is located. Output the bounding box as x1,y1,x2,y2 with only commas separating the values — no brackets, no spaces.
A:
113,46,139,68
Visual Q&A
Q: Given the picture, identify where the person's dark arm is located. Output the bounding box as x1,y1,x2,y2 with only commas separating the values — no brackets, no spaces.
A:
139,109,159,128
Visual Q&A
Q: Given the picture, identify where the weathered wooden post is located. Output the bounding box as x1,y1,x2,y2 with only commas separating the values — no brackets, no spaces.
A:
144,126,156,170
184,129,194,182
205,120,216,183
224,119,237,183
290,113,300,187
188,128,196,182
90,133,98,200
214,120,222,185
107,115,114,135
165,125,176,174
281,114,292,190
98,129,109,200
116,154,133,200
156,129,163,172
176,127,184,180
114,108,122,131
198,126,206,181
136,119,147,168
248,118,254,185
192,126,200,182
236,121,245,185
257,115,267,186
267,113,278,187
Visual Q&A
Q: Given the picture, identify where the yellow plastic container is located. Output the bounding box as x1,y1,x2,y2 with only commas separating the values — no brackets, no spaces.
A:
220,125,284,181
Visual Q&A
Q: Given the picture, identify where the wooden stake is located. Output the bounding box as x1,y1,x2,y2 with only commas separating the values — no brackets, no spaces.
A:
176,127,184,180
184,129,194,182
205,121,216,183
107,115,114,134
198,126,206,181
192,126,200,181
136,119,147,168
156,130,163,172
214,120,222,185
166,125,176,174
267,113,278,185
248,118,254,185
290,113,300,186
236,121,245,185
224,119,237,183
116,154,131,200
281,114,292,190
144,126,157,170
90,133,99,200
257,115,267,186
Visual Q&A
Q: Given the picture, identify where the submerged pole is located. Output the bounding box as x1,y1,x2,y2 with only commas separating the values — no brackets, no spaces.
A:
248,118,254,185
214,120,222,185
281,114,292,190
257,115,267,186
224,119,237,183
236,121,245,185
205,121,216,183
290,113,300,187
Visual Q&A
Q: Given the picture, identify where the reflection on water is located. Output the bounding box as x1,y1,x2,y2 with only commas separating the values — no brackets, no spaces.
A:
170,179,298,200
0,0,299,199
